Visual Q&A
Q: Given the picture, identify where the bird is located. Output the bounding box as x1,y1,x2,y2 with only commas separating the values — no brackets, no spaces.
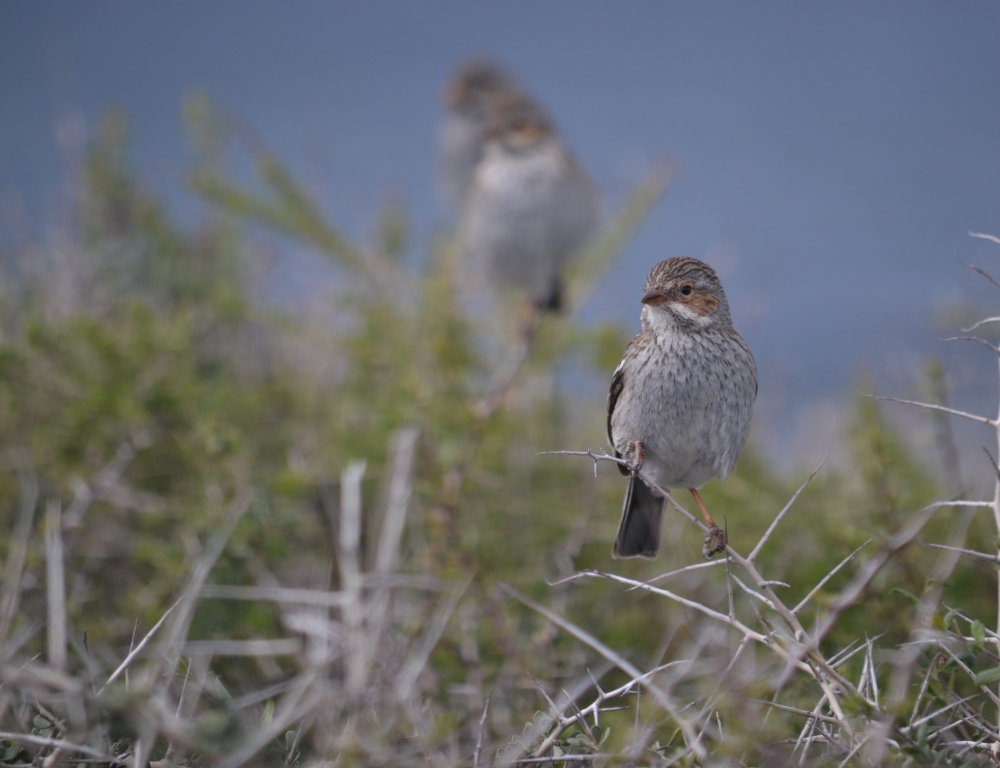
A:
461,90,600,313
437,60,517,215
606,257,757,559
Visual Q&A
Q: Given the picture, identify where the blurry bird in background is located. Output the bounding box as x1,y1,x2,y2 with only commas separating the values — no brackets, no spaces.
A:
460,89,600,314
437,60,517,215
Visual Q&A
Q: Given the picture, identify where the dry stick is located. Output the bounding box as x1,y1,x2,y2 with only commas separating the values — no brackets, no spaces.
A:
473,690,493,768
904,695,978,734
369,428,419,681
395,571,474,703
971,232,1000,247
0,450,38,650
499,583,706,761
868,394,995,427
44,500,66,672
96,595,184,695
908,651,940,729
792,541,870,615
866,499,979,762
835,728,876,768
932,640,1000,708
958,252,1000,292
179,639,301,656
748,459,826,562
530,661,673,759
375,429,419,575
814,500,945,644
925,543,1000,563
964,316,1000,332
754,699,844,727
215,672,319,768
0,732,121,762
198,584,349,606
163,660,192,762
126,618,139,691
150,490,254,692
337,460,367,696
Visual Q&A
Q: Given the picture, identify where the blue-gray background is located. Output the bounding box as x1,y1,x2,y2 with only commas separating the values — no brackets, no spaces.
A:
3,2,1000,471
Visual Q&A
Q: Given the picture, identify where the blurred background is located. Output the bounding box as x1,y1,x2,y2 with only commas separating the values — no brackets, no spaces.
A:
4,2,1000,474
2,3,1000,764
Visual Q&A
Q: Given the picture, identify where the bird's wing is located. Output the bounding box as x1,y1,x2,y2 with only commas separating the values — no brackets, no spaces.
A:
607,336,640,477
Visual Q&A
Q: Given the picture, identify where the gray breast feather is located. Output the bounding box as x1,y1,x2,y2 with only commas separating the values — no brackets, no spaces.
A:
609,330,756,490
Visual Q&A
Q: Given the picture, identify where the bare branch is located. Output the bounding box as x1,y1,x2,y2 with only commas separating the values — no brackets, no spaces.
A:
749,458,825,561
924,543,1000,564
395,572,473,703
867,394,995,427
752,699,844,726
498,583,705,760
969,231,1000,246
963,316,1000,332
957,253,1000,292
793,541,871,614
0,451,38,650
179,639,302,656
97,594,184,695
943,335,1000,357
44,500,66,672
473,690,493,768
0,731,121,762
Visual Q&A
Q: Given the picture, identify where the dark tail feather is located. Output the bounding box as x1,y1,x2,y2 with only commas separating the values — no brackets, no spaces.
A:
613,475,664,559
534,277,562,313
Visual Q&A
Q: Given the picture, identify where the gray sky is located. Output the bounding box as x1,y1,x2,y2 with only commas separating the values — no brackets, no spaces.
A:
3,2,1000,469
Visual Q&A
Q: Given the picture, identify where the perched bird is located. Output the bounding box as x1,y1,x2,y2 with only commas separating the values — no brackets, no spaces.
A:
607,257,756,559
462,91,600,312
437,60,517,215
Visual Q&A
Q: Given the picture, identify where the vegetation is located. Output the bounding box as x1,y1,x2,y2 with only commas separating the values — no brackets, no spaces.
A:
0,97,998,766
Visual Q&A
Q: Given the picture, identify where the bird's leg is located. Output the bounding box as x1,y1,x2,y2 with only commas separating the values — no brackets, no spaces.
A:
690,488,727,559
625,441,644,475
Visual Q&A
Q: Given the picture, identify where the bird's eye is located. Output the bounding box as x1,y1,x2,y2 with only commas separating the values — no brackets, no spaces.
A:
680,284,693,296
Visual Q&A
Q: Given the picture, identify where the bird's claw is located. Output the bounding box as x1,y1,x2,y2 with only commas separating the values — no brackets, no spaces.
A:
702,525,727,559
625,440,645,475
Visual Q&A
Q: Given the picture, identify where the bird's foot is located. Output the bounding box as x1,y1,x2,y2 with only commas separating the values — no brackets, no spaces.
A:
702,525,727,560
625,441,645,474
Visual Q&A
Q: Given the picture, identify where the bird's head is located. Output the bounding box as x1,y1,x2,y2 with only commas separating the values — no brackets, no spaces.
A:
641,257,732,330
443,60,514,119
482,92,554,153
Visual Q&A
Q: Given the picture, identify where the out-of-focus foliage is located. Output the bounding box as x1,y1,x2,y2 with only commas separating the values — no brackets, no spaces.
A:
0,98,996,766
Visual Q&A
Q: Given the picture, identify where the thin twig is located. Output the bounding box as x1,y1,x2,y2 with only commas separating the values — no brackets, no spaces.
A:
97,595,184,695
748,458,825,561
867,394,995,426
473,690,493,768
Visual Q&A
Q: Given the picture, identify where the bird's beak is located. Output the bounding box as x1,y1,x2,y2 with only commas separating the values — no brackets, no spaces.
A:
641,287,668,306
443,82,464,107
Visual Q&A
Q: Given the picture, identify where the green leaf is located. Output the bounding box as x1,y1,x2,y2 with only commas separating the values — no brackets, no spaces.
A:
974,667,1000,686
889,588,919,604
260,698,274,730
972,620,986,646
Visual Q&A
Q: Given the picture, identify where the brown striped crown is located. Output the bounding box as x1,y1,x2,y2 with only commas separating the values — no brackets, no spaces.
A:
446,60,515,111
646,257,721,289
